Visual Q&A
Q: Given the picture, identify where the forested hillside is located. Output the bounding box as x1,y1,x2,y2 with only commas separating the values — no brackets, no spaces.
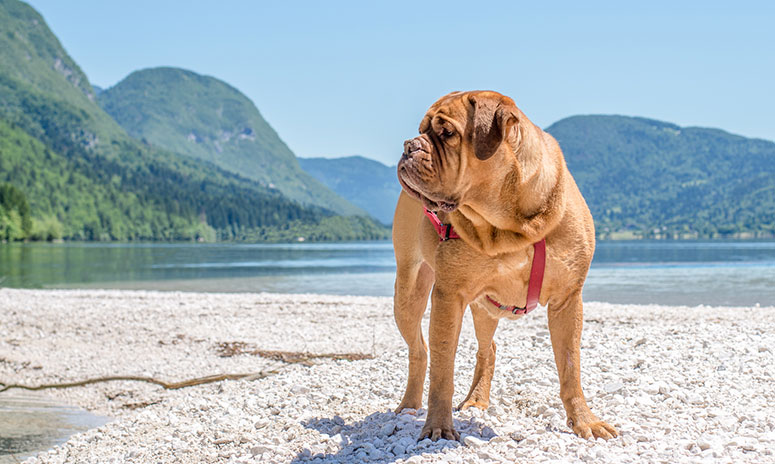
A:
547,115,775,239
0,0,387,242
0,119,346,241
98,67,364,216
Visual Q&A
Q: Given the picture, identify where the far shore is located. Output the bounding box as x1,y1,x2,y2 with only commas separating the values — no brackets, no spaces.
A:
2,233,775,246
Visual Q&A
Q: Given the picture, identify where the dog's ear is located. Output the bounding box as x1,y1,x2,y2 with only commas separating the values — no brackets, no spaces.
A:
470,94,519,161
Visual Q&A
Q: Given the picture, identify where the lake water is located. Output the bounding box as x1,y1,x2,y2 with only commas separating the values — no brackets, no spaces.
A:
1,240,774,306
0,392,109,463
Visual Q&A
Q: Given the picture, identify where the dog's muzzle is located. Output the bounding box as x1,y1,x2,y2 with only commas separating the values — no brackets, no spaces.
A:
402,136,431,160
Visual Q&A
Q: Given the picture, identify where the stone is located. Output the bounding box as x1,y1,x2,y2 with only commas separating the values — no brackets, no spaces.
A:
603,382,624,394
643,383,660,395
380,423,396,437
250,445,273,456
463,436,487,447
657,382,671,395
737,437,758,451
291,385,310,394
361,442,376,453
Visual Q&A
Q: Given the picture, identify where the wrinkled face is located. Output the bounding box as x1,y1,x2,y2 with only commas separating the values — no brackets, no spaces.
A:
397,91,519,212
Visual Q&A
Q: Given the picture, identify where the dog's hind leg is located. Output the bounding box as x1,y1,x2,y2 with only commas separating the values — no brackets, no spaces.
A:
458,302,499,410
393,260,434,413
548,291,618,440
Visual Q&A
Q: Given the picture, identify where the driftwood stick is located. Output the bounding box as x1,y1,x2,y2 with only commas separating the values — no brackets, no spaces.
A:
0,368,281,393
0,347,373,393
214,343,375,363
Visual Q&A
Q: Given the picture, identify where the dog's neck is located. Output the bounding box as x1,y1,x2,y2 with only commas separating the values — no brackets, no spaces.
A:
450,121,566,256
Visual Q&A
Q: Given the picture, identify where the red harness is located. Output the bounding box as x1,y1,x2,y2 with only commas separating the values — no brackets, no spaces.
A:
423,208,546,315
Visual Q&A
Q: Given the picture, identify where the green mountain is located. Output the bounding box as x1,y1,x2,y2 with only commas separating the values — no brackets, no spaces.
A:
546,115,775,239
0,0,387,242
98,67,364,216
0,0,123,143
300,117,775,239
299,156,400,224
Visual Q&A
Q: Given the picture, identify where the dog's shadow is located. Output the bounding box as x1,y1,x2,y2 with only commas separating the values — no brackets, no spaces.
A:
291,409,496,463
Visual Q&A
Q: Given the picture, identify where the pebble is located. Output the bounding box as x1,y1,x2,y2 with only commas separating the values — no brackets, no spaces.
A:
392,443,406,455
603,382,624,394
735,437,759,451
1,289,773,464
464,436,487,447
380,423,396,437
250,445,272,456
291,385,310,394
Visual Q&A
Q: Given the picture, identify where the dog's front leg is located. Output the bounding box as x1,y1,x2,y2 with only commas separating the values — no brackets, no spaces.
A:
420,285,465,441
548,291,618,440
394,261,434,412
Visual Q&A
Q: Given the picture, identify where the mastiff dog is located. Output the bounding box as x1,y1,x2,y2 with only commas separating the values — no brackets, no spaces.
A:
392,90,617,441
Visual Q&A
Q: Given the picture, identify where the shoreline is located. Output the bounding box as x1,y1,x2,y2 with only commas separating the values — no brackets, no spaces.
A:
1,289,774,463
3,235,775,245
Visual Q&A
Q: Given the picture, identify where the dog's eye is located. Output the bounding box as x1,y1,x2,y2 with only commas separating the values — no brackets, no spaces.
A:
440,128,454,139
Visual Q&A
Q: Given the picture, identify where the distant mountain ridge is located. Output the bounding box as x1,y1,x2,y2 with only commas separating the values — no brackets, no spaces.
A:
299,117,775,238
298,156,400,224
98,67,364,216
546,115,775,238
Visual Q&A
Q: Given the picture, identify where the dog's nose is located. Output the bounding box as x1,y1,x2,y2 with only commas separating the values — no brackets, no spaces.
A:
403,137,427,157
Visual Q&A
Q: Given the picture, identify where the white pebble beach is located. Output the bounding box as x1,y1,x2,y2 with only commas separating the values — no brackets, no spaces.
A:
1,288,774,463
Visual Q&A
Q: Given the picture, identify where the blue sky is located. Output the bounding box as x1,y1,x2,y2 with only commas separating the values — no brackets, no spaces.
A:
27,0,775,165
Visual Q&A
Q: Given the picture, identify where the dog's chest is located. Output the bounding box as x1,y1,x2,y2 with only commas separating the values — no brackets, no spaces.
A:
429,233,536,310
472,249,536,319
493,252,531,277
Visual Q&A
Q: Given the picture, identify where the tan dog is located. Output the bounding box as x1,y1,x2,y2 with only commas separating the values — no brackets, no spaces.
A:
392,90,617,441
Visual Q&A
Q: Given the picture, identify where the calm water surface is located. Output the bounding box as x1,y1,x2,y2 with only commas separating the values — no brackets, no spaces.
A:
0,392,109,463
1,240,773,306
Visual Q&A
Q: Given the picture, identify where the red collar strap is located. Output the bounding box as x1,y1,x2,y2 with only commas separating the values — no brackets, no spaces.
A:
423,208,460,240
486,238,546,314
424,207,546,315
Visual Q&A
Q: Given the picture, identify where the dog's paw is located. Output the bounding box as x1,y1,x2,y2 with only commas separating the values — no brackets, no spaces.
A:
394,401,421,414
569,418,618,440
419,423,460,442
457,397,489,411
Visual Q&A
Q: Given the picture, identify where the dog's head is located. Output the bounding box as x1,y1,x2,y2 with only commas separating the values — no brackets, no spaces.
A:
397,91,520,213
